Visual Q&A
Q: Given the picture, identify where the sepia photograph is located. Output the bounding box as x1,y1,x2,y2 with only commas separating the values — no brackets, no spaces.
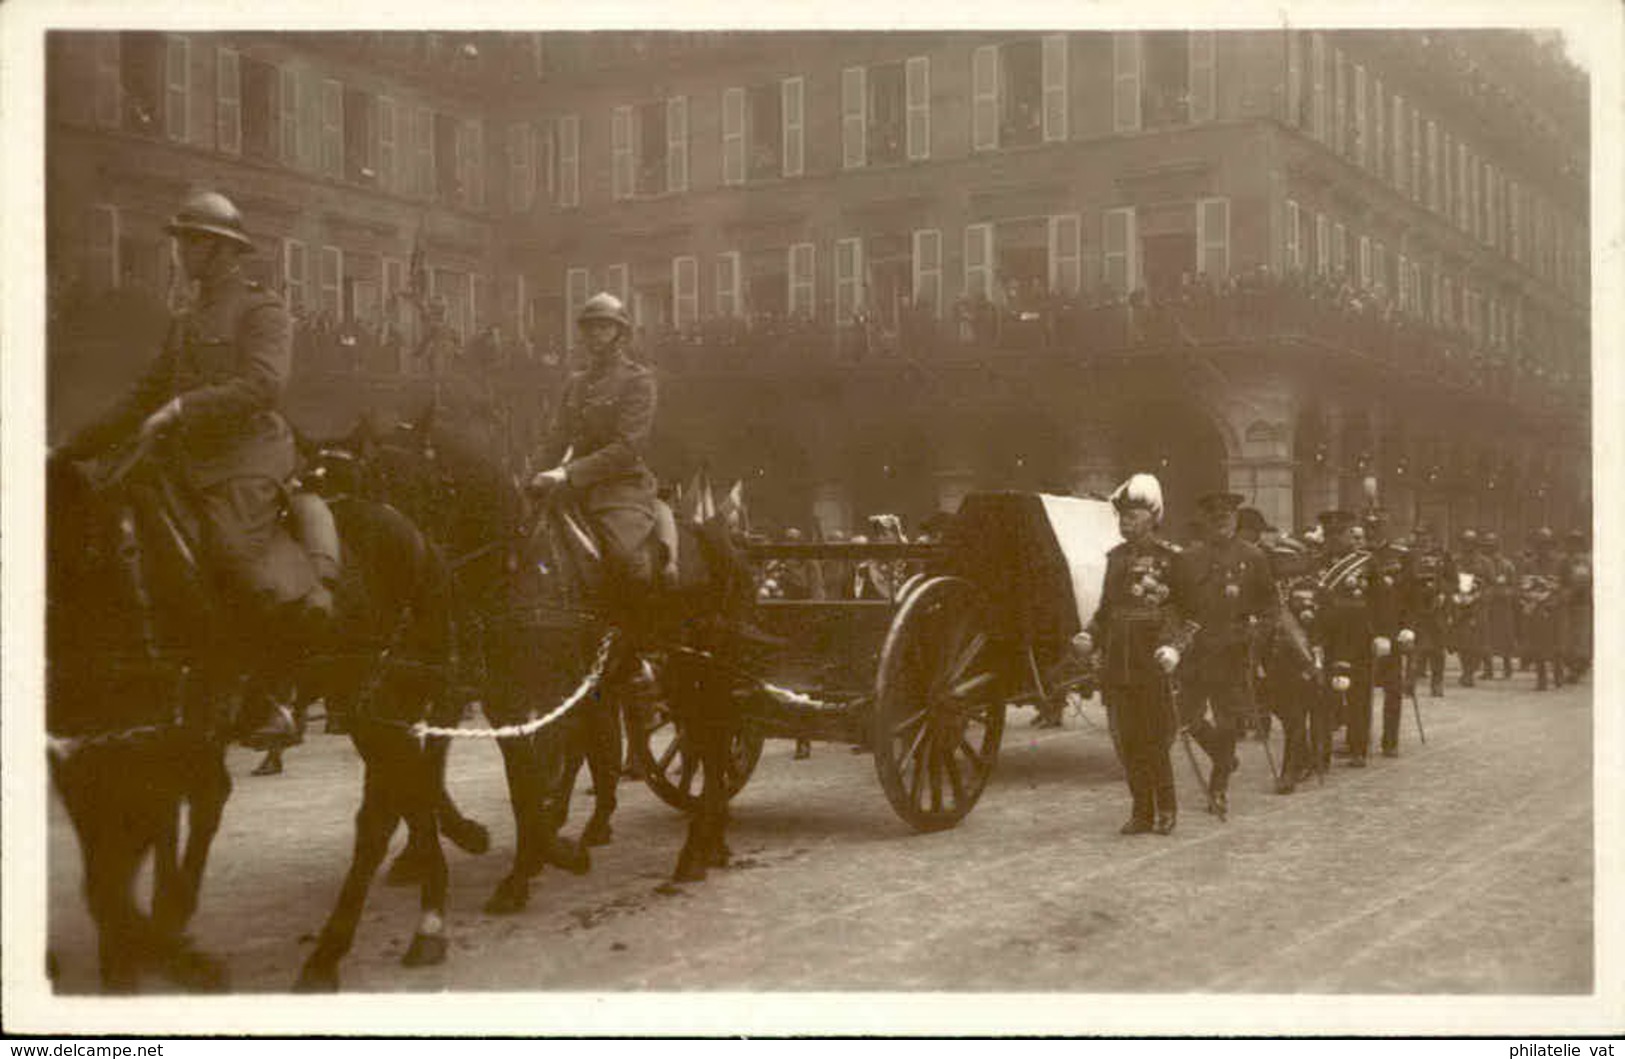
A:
3,0,1619,1038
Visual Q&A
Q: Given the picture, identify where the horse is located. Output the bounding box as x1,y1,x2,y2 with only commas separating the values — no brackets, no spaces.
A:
46,440,471,993
337,407,757,902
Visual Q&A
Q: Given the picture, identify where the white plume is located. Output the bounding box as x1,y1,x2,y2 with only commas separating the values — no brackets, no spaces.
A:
1109,473,1164,522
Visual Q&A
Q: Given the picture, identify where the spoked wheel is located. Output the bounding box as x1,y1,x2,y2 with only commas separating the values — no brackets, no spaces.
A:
873,576,1006,832
625,697,765,812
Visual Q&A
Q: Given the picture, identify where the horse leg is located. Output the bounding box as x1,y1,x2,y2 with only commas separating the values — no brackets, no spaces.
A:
295,759,400,992
77,810,153,993
485,733,543,915
429,733,490,855
400,743,451,969
148,745,231,991
579,693,620,848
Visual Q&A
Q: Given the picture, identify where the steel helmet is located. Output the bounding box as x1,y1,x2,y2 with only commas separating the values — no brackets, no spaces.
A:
577,292,631,333
165,190,254,251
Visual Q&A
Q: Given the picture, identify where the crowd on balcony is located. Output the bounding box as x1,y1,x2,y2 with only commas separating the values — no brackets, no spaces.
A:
638,264,1587,407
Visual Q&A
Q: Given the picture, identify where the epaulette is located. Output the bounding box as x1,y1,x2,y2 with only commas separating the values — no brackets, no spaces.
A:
1155,538,1183,554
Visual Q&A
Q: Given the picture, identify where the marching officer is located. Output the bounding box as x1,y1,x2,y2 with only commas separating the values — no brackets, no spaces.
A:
1452,530,1494,687
1362,510,1416,759
1259,534,1323,794
1406,524,1454,696
54,190,334,746
1481,531,1520,679
1560,529,1593,682
1519,528,1565,691
1073,474,1187,835
1310,510,1376,768
1174,491,1276,818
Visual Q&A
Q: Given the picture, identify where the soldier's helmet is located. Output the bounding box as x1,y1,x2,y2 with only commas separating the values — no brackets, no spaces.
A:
1533,526,1556,548
578,292,632,334
1459,528,1478,548
1482,531,1500,548
165,190,253,251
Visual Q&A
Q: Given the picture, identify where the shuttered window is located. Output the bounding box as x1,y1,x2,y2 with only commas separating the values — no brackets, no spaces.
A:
673,256,699,331
1284,199,1303,272
1196,197,1229,281
789,243,816,317
973,45,1000,148
216,47,240,154
716,251,741,317
906,56,930,160
283,239,308,312
377,96,396,193
667,95,690,191
912,228,942,317
1188,31,1215,123
565,267,589,348
508,122,533,213
611,105,634,200
722,87,745,185
1113,34,1141,133
1310,33,1327,141
1353,64,1367,167
781,78,803,178
1042,34,1069,141
319,79,343,177
605,263,629,309
835,237,865,323
165,35,190,142
320,246,343,320
414,107,434,199
1286,31,1302,126
1315,213,1330,275
1048,214,1081,295
1103,208,1137,294
964,223,994,301
1391,95,1405,193
558,114,579,207
280,67,301,164
842,67,867,168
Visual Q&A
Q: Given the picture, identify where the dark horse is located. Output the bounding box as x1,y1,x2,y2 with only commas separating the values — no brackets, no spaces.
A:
47,442,467,993
336,410,755,905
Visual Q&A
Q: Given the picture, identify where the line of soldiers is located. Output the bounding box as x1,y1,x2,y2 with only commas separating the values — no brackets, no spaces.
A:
1075,473,1592,837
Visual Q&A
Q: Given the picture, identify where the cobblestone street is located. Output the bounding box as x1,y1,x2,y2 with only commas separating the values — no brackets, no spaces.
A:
44,664,1597,1014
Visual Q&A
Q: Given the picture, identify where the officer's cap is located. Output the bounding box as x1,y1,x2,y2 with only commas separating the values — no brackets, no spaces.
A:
1196,491,1246,517
1318,510,1357,533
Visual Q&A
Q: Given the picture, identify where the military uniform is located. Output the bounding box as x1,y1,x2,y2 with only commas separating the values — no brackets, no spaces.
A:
1559,532,1593,681
536,347,659,580
1452,535,1494,686
1518,531,1565,690
1260,539,1322,792
61,268,312,608
1310,511,1377,766
1481,533,1519,678
1174,493,1276,811
1363,513,1415,758
1083,529,1185,834
1406,528,1455,696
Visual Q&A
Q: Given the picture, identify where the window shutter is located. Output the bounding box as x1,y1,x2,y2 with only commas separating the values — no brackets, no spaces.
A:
964,223,994,302
283,238,307,311
611,105,633,200
1332,50,1346,156
835,237,864,322
465,119,484,210
166,35,190,143
789,243,816,317
1353,64,1367,167
1113,34,1140,133
1314,213,1329,275
716,251,741,317
566,266,590,348
722,87,745,185
1102,207,1136,294
781,78,803,178
320,246,344,320
842,67,867,169
216,48,241,155
1196,198,1229,282
508,122,532,213
1285,31,1302,126
905,56,930,160
912,228,942,317
1042,34,1068,141
377,96,396,193
558,114,579,207
1332,223,1346,276
1284,199,1302,271
1310,33,1327,142
973,45,1000,148
280,67,300,164
668,95,689,191
1391,95,1405,193
1188,31,1215,123
674,256,699,331
1048,214,1080,295
605,263,630,309
1373,77,1385,178
320,79,343,178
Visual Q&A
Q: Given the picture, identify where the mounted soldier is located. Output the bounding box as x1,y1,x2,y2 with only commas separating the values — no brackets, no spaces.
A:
52,190,338,746
1072,473,1187,836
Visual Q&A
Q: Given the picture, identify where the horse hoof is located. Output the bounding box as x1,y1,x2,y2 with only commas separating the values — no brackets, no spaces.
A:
402,932,448,968
443,818,491,856
293,963,340,993
384,851,424,887
581,818,613,848
710,842,732,868
483,879,529,916
251,757,283,777
544,839,591,876
672,851,708,884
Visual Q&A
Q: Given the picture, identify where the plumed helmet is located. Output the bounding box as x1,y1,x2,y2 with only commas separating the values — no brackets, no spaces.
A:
1109,473,1164,523
577,292,631,332
164,190,253,251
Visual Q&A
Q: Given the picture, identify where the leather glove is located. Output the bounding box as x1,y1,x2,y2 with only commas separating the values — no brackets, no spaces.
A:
1070,631,1094,658
139,397,183,440
1154,645,1180,674
1372,636,1392,657
1396,629,1416,650
528,466,567,493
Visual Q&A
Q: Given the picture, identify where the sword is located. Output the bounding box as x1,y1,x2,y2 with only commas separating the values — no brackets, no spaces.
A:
1168,676,1212,806
1404,652,1428,745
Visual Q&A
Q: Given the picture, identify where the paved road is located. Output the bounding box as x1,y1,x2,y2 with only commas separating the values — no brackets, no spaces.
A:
45,665,1595,1007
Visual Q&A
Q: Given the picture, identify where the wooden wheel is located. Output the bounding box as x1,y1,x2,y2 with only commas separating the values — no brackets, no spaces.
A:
625,696,764,812
872,576,1006,832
